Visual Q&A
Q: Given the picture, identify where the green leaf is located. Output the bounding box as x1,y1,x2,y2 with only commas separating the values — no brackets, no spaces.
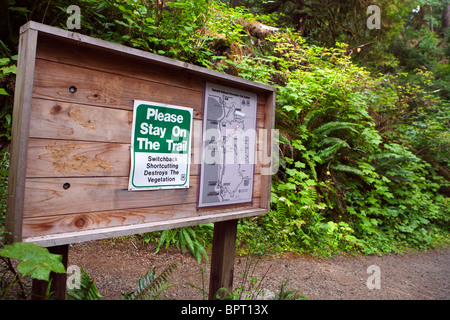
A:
0,65,17,75
294,161,306,168
282,105,296,112
0,58,10,65
0,243,65,281
155,230,167,254
0,88,9,96
183,229,195,256
292,140,306,151
277,182,296,191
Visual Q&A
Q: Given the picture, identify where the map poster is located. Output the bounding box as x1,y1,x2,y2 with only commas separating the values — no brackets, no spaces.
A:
198,83,258,207
128,100,193,191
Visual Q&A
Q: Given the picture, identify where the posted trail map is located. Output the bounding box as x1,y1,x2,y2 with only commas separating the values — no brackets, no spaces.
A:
198,83,257,207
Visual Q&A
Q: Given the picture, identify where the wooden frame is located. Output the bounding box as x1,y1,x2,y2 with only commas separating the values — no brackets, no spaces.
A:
6,22,276,247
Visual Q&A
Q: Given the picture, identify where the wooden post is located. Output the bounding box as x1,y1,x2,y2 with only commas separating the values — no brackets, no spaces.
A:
31,244,68,300
208,219,238,300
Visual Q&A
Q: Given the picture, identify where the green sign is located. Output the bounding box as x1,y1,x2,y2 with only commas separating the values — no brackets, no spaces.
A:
128,100,193,190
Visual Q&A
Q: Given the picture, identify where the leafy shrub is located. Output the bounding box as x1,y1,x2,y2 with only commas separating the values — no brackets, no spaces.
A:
76,0,218,67
227,14,449,255
0,55,16,147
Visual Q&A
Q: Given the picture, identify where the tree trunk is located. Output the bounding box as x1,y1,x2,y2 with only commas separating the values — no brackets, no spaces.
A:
443,5,450,29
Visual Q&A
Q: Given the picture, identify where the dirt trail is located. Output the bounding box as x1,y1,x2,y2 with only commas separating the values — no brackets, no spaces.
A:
68,240,449,300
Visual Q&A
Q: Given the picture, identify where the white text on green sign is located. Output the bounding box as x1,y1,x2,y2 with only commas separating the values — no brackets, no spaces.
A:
129,101,193,190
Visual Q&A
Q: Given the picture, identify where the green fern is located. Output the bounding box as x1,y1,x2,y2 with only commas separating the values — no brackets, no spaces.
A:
319,137,350,147
305,157,318,181
312,121,359,137
273,279,308,300
181,228,209,264
276,198,289,217
316,142,348,160
314,123,354,161
302,185,318,205
330,164,364,176
155,226,212,263
122,263,178,300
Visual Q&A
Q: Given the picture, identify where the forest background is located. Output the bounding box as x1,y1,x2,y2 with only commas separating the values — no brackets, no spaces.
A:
0,0,449,262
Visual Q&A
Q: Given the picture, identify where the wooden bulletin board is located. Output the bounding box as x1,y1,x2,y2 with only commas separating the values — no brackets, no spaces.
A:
6,22,276,247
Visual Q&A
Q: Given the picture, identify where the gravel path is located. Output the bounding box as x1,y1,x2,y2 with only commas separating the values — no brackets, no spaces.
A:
68,240,449,300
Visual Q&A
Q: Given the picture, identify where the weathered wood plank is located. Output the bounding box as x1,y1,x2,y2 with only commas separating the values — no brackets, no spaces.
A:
31,60,266,134
22,207,267,247
21,199,261,238
29,99,133,142
6,28,38,243
22,204,198,238
29,99,264,143
36,35,205,93
26,139,130,178
22,175,261,218
22,176,197,217
36,34,270,106
26,138,261,178
32,59,203,111
26,138,204,177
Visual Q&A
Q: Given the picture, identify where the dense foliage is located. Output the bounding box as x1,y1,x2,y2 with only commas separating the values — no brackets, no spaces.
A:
0,0,448,261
